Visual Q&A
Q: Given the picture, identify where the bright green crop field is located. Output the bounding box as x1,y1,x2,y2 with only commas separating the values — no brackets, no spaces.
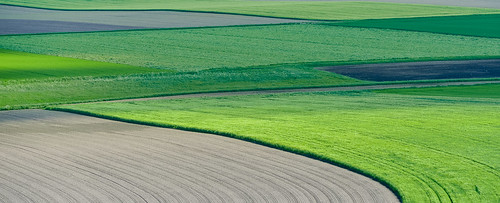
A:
0,49,161,80
55,85,500,202
377,83,500,98
1,0,499,20
334,14,500,38
1,24,499,72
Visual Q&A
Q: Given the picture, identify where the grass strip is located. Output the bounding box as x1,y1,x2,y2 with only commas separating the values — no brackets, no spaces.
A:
376,83,500,98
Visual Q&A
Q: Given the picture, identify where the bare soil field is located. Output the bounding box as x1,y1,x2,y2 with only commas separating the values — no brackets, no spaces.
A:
0,5,308,35
0,110,398,203
317,59,500,81
252,0,500,9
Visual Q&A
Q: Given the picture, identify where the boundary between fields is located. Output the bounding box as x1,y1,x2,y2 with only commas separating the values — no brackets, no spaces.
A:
326,14,500,39
47,106,403,202
0,3,335,21
2,2,500,22
76,80,500,104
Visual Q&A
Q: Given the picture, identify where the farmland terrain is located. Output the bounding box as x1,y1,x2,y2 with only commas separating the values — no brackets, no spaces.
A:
1,0,499,202
57,85,500,202
1,0,499,20
0,109,398,202
0,4,307,35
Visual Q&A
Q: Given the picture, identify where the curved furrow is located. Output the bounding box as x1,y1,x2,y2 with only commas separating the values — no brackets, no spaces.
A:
0,110,399,202
0,138,143,202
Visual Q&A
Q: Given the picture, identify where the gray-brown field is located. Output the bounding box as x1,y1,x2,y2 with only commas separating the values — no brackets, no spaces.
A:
0,5,308,35
0,110,398,203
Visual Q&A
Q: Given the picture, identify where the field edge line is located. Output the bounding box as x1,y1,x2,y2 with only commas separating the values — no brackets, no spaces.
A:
45,107,404,202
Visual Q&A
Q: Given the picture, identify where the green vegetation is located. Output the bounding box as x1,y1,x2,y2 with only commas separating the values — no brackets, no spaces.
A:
0,49,162,80
56,89,500,203
1,0,499,20
1,24,500,72
0,65,360,109
377,83,500,98
334,14,500,38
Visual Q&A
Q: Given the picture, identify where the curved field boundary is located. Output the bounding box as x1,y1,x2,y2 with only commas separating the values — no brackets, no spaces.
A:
0,3,326,21
75,80,500,104
0,4,310,35
0,109,399,202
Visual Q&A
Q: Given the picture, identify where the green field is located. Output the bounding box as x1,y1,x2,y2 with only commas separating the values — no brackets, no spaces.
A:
0,49,162,80
1,24,499,72
2,0,500,201
56,85,500,202
2,0,499,20
0,65,361,109
334,14,500,38
377,83,500,98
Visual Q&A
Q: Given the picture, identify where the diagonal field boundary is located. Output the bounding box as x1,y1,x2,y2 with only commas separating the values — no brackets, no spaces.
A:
81,80,500,104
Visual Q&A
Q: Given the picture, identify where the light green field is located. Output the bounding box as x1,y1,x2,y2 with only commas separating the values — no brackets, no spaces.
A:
56,86,500,202
377,83,500,98
0,49,162,80
334,14,500,38
1,24,499,72
0,65,360,109
1,0,499,20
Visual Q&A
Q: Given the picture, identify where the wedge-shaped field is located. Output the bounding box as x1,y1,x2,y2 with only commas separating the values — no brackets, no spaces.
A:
1,0,499,20
334,14,500,38
1,24,499,72
57,86,500,203
0,49,161,80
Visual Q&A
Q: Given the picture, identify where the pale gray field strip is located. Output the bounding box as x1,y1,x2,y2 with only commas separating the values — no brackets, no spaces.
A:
0,5,308,35
252,0,500,9
0,110,398,203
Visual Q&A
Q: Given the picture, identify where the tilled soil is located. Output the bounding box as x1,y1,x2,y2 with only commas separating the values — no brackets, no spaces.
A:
0,110,399,203
317,59,500,82
0,5,309,35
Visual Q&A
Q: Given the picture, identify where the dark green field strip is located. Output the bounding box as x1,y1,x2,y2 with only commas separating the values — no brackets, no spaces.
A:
1,1,499,20
333,14,500,38
57,89,500,202
1,24,499,72
376,83,500,98
0,49,163,80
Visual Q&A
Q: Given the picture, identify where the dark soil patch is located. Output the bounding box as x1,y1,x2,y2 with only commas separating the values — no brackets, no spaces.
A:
317,59,500,81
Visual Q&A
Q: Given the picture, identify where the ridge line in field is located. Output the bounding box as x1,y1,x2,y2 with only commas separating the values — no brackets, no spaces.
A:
0,22,314,37
0,3,336,21
78,80,500,104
